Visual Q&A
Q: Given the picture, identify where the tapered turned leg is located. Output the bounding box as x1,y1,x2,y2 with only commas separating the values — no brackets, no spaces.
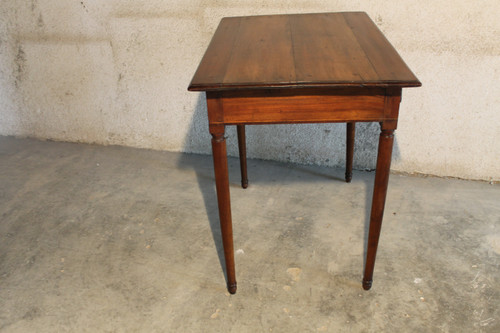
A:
210,125,237,294
363,127,395,290
237,125,248,189
345,122,355,182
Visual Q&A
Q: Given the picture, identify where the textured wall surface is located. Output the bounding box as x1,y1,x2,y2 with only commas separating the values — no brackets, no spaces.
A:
0,1,499,181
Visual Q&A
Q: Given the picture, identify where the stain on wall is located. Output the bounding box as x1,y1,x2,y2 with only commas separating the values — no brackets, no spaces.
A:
14,45,26,87
0,0,499,181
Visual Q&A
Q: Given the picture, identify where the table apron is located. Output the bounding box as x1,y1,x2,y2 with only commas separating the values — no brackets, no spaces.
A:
207,91,400,125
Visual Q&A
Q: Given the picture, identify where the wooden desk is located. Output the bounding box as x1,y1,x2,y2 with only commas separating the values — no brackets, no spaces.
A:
188,12,421,294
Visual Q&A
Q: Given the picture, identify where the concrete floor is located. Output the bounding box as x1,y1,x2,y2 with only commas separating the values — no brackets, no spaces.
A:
0,136,499,332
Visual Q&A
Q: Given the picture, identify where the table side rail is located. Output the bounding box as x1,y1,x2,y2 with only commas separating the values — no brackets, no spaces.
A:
207,88,400,125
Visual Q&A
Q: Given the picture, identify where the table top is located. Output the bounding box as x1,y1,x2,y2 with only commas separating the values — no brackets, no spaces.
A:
188,12,421,92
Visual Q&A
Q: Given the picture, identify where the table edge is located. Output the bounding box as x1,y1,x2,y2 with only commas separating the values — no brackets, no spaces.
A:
187,81,422,92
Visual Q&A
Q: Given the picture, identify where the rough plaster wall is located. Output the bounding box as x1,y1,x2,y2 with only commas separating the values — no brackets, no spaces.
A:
0,0,499,181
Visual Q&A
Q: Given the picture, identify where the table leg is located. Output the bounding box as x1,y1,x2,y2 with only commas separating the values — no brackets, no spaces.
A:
237,125,248,189
363,126,394,290
345,122,355,182
210,125,237,294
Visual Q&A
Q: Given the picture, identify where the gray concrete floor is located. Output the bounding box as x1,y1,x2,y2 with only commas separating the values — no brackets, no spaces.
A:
0,136,499,332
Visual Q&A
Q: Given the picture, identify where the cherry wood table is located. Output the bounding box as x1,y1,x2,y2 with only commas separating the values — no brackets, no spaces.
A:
188,12,421,294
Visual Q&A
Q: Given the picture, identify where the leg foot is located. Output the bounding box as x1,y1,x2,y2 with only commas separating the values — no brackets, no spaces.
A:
362,279,372,290
227,282,237,294
345,171,352,183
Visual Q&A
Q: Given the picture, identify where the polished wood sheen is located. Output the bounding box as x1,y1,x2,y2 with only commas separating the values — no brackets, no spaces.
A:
189,12,420,91
188,12,421,294
210,125,237,294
